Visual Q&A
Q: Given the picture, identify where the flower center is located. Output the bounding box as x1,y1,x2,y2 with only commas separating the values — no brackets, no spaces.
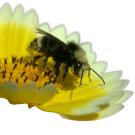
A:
0,57,56,88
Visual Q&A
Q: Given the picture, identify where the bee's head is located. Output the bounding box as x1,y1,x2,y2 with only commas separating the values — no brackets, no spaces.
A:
72,60,90,76
28,37,42,51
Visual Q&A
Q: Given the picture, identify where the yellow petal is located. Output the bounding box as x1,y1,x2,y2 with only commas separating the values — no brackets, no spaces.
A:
0,5,38,58
37,74,106,115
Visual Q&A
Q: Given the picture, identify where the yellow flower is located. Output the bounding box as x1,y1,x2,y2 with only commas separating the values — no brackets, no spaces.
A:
36,23,133,120
0,3,56,107
0,3,133,121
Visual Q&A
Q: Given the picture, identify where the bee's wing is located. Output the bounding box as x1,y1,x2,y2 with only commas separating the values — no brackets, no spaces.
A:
36,28,49,35
36,28,66,46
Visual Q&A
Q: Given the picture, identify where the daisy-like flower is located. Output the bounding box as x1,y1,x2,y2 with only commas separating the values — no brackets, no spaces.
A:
0,3,133,120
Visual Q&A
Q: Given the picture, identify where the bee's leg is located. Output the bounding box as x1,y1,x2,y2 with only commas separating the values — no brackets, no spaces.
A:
41,56,48,69
62,65,70,82
32,55,41,67
80,70,84,86
87,68,92,81
54,62,60,80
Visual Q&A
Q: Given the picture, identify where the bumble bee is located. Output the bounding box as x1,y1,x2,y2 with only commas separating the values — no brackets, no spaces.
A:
29,28,105,86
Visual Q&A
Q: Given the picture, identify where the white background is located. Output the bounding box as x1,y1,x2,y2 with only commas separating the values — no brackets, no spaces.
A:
0,0,135,135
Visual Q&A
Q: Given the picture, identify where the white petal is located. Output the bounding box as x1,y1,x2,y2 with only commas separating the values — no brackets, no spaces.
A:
0,3,12,24
108,91,125,103
12,4,24,23
24,9,38,28
88,96,110,106
115,91,133,104
91,91,125,106
97,104,124,119
0,82,18,102
67,32,80,44
72,106,100,115
87,52,97,64
39,23,50,32
105,80,129,92
80,42,92,53
81,43,97,64
103,70,122,82
51,25,67,43
91,61,107,74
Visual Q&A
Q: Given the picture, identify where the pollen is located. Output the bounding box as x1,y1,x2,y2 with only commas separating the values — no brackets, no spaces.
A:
0,57,57,88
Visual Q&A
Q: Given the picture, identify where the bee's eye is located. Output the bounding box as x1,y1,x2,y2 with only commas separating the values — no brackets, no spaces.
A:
33,39,37,45
29,38,40,51
73,61,82,74
76,62,82,68
77,63,81,67
30,39,37,47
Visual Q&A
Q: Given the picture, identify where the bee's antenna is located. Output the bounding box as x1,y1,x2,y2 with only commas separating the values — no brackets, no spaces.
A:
80,64,105,86
89,68,105,85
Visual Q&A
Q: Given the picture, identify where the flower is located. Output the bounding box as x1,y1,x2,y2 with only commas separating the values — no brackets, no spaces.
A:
0,3,133,121
0,3,56,107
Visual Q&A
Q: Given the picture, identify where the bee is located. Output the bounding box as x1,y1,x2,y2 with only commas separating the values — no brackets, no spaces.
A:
29,28,105,86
